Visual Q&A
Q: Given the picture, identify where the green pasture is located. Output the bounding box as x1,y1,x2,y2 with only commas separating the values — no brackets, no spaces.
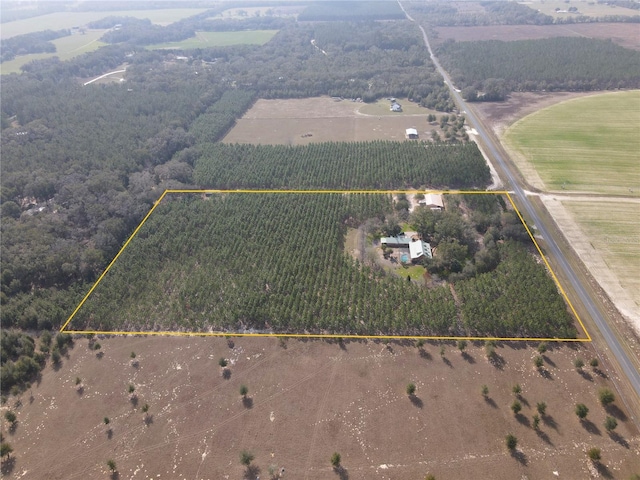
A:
147,30,278,49
1,9,209,39
522,0,640,18
1,30,107,74
562,200,640,304
504,90,640,196
358,98,432,116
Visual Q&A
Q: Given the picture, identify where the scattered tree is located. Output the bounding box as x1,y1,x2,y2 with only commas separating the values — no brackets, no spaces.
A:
107,459,117,472
537,342,547,354
604,416,617,432
240,385,248,398
505,433,517,450
240,450,254,467
218,358,228,368
511,400,522,415
415,339,425,349
457,340,467,353
598,388,615,407
575,403,589,420
587,447,601,462
532,414,540,430
4,411,16,426
512,384,522,397
330,452,341,468
536,401,547,416
128,384,135,394
533,356,544,369
439,345,446,357
425,475,436,480
406,383,416,396
1,442,13,459
75,377,82,385
589,358,599,369
574,358,584,371
103,417,110,426
142,403,149,413
481,384,489,397
51,349,61,365
94,343,102,351
130,351,136,359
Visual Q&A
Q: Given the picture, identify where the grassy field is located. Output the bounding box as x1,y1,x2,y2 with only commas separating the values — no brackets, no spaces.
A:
147,30,278,49
504,90,640,196
1,30,107,74
358,98,433,116
562,200,640,307
522,0,640,18
208,5,304,20
1,8,209,39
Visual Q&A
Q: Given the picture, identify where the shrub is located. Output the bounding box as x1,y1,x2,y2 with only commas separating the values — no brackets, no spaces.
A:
575,403,589,419
598,388,615,406
505,434,517,450
587,447,601,462
406,383,416,396
330,452,341,468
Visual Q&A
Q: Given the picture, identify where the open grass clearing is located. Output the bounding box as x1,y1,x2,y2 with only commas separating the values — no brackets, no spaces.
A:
562,200,640,313
357,97,436,116
147,30,279,50
504,90,640,196
523,0,640,18
1,8,210,39
6,336,638,479
1,30,107,75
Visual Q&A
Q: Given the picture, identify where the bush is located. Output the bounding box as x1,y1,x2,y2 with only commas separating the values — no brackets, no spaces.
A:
330,452,341,468
511,400,522,415
536,401,547,416
604,416,617,432
240,450,254,466
587,447,601,462
598,388,615,406
575,403,589,419
406,383,416,396
505,434,517,450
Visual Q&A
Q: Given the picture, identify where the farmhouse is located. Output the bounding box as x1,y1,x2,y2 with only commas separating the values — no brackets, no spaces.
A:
405,128,418,139
419,193,444,211
381,234,432,262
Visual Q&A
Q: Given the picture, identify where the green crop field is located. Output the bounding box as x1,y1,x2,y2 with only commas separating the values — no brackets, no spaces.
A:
1,9,209,39
1,30,107,74
147,30,279,49
524,0,640,18
562,200,640,306
504,90,640,196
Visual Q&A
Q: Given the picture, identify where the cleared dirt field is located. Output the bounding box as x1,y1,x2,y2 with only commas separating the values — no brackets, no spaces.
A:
223,97,440,144
527,0,640,19
2,336,638,479
433,23,640,50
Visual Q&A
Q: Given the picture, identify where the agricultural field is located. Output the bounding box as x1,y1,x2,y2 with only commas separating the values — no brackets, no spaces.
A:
223,97,450,145
432,23,640,51
524,0,640,18
2,335,638,479
0,30,107,75
64,192,578,339
146,30,279,50
0,9,209,39
207,5,305,20
504,90,640,196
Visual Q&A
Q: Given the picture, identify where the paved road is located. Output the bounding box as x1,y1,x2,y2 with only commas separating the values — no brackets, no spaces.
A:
398,1,640,400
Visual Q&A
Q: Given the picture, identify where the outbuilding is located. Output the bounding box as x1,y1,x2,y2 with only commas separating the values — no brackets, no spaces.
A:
405,128,418,139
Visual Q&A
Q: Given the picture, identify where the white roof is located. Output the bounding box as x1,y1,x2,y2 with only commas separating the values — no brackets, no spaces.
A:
409,241,432,260
406,128,418,135
420,193,444,208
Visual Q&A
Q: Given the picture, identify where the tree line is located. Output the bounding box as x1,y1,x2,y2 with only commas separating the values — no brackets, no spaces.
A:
1,30,70,63
298,1,406,22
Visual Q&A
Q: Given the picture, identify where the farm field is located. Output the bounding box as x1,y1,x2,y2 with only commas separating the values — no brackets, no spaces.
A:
207,5,305,19
503,90,640,196
0,30,107,75
2,336,638,479
223,97,442,144
0,8,209,39
561,199,640,318
523,0,640,18
146,30,279,50
433,23,640,51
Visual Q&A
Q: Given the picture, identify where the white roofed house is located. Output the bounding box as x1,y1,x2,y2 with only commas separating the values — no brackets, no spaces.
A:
419,193,444,211
409,240,432,261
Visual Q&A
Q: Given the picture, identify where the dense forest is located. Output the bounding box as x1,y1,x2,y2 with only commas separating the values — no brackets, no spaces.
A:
67,193,575,339
298,1,405,21
194,142,491,190
1,30,69,63
436,37,640,99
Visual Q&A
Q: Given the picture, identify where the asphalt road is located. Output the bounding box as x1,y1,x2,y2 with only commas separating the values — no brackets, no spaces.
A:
398,2,640,400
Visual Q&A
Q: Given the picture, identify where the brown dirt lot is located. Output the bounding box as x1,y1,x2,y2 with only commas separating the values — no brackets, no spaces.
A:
433,23,640,50
223,97,440,145
2,336,638,479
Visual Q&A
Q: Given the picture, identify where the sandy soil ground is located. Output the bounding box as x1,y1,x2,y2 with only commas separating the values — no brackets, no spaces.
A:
2,336,638,479
223,97,439,144
433,24,640,51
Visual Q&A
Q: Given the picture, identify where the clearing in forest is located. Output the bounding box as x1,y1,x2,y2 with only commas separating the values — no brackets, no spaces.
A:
61,190,587,341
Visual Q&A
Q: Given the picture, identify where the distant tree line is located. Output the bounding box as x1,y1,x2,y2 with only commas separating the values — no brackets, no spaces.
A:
436,37,640,100
1,30,70,63
298,1,406,21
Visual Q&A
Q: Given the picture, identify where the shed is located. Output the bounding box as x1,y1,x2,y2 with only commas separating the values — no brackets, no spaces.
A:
419,193,444,211
405,128,418,139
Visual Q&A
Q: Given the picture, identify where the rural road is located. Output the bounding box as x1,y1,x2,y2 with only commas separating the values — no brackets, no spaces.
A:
397,1,640,402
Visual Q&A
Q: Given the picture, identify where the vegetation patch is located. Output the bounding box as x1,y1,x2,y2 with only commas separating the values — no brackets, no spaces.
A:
298,1,405,21
504,90,640,195
146,30,279,49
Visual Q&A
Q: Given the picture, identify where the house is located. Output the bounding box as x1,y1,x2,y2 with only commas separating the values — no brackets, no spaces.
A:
409,240,432,260
390,103,402,112
405,128,418,139
381,234,432,262
381,234,411,248
419,193,444,211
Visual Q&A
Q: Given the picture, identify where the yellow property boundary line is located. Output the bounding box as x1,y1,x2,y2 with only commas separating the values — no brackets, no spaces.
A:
60,189,590,342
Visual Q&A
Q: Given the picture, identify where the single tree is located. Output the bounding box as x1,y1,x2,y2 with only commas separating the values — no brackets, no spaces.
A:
439,345,445,357
511,400,522,415
505,434,517,451
537,342,547,354
574,358,584,371
604,416,617,432
240,450,254,467
589,358,599,369
218,357,228,368
406,383,416,396
425,475,436,480
128,384,135,394
536,401,547,416
4,411,16,426
103,417,110,426
1,442,13,459
107,459,117,472
533,356,544,369
457,340,467,353
94,343,101,351
51,349,61,364
598,388,615,407
330,452,341,468
587,447,601,462
240,385,248,398
512,384,522,397
415,339,425,349
130,351,136,359
575,403,589,420
532,414,540,430
142,403,149,414
75,377,82,385
481,384,489,397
